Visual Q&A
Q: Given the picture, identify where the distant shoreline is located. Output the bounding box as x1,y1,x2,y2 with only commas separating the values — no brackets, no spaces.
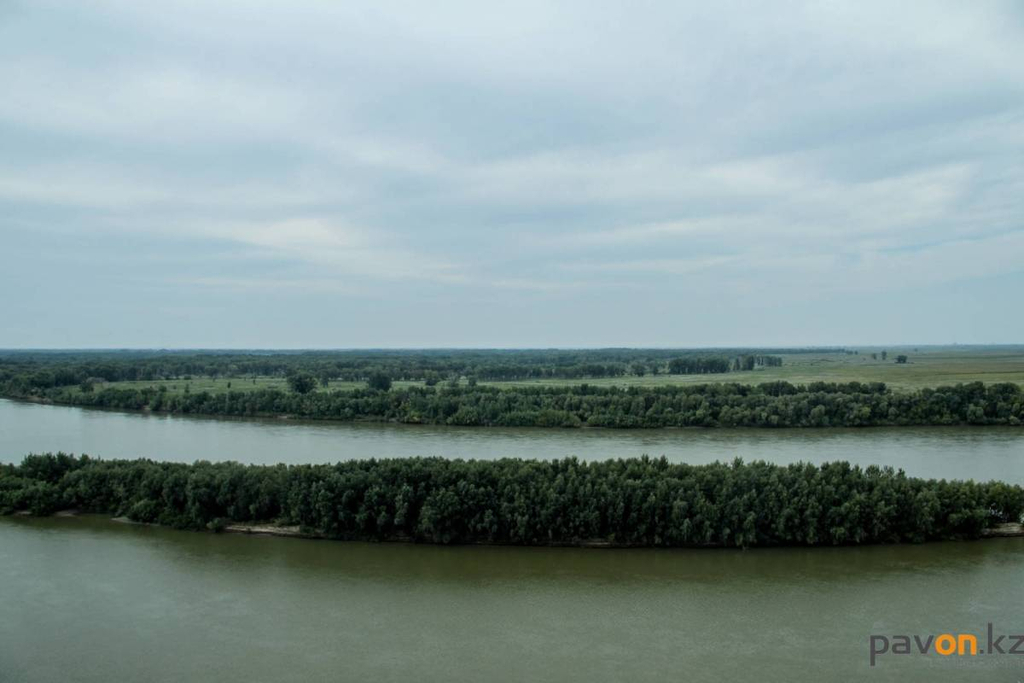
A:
2,385,1024,428
5,347,1023,429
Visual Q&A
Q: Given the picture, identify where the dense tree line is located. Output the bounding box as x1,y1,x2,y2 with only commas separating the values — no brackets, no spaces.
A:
0,348,818,388
664,355,783,374
2,454,1020,547
667,356,732,374
735,354,783,370
7,380,1023,428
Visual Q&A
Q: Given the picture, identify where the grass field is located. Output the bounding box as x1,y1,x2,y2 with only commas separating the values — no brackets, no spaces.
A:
483,348,1024,391
71,347,1024,396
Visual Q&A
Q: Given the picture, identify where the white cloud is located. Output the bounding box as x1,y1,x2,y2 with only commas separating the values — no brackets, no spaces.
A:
197,218,469,284
1,0,1022,344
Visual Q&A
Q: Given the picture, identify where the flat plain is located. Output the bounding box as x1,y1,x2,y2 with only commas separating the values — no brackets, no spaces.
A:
68,347,1024,396
486,348,1024,390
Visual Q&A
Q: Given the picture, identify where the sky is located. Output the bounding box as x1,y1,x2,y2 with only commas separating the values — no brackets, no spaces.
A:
1,0,1022,348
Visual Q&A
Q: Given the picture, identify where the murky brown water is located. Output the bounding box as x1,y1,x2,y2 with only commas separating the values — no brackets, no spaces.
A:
2,398,1023,483
2,516,1022,682
4,399,1024,681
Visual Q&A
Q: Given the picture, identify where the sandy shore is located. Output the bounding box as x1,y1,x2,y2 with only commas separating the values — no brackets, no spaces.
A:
32,510,1024,543
223,523,317,539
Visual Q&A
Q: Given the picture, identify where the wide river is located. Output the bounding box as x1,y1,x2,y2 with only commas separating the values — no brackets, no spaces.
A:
2,398,1024,682
2,398,1024,483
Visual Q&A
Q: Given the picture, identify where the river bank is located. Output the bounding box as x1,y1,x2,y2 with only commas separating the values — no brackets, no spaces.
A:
215,520,1024,545
6,377,1023,429
21,511,1024,547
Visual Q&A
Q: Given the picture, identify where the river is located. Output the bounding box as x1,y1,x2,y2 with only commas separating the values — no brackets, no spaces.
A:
3,398,1024,682
1,516,1022,682
2,398,1023,483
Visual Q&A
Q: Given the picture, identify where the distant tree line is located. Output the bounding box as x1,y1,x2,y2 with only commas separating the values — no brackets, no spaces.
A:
6,379,1022,428
664,354,783,375
2,454,1020,548
0,348,811,387
667,356,732,374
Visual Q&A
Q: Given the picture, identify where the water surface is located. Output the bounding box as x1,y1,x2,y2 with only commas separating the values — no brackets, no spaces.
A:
4,399,1024,681
1,516,1022,682
2,398,1022,483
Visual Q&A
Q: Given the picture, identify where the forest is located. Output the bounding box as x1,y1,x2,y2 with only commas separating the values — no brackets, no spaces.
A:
3,379,1021,428
0,348,794,385
3,453,1021,548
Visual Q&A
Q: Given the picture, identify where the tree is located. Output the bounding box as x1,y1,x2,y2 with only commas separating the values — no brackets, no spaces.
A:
287,372,317,394
7,453,1022,548
881,350,888,361
668,356,731,375
367,372,393,391
896,355,908,364
871,353,877,360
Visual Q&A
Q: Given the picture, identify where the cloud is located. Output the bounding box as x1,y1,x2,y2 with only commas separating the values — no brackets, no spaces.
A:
561,256,738,276
1,0,1022,345
192,218,470,284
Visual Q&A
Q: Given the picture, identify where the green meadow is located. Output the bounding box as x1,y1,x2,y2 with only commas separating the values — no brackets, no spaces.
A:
69,347,1024,395
482,348,1024,391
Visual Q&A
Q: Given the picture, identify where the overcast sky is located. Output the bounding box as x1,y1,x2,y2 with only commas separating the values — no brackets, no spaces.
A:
1,1,1022,348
